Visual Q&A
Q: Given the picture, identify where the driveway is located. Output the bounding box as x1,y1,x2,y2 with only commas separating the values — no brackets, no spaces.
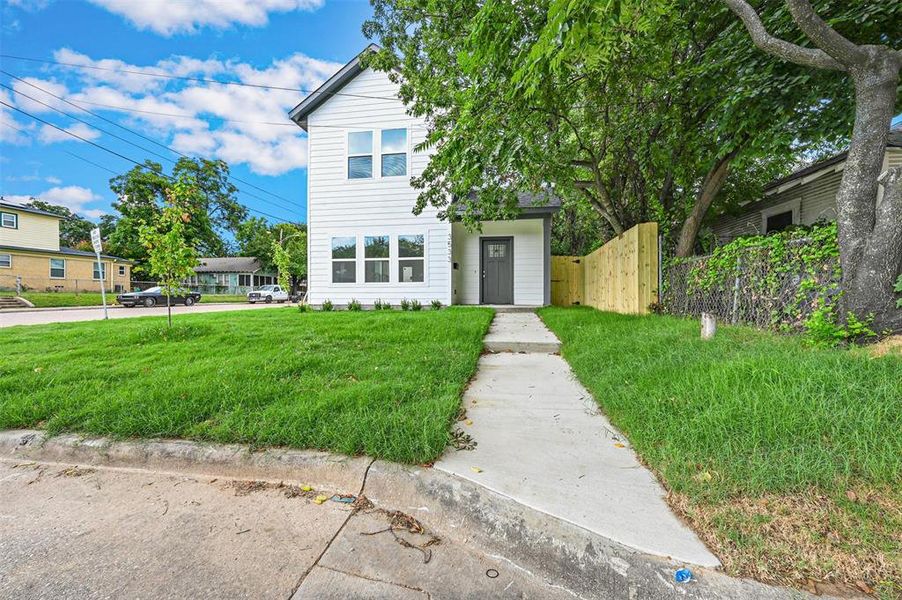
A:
0,302,290,328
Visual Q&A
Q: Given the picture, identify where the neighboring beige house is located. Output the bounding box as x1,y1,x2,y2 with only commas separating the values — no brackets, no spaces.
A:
710,129,902,244
0,201,133,293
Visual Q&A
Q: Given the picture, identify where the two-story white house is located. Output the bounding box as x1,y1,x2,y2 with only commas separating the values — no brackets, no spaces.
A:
289,45,559,307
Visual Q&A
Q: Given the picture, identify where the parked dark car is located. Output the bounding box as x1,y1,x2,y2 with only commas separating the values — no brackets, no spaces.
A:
116,286,202,308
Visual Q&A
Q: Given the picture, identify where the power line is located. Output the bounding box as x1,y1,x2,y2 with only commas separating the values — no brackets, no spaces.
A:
0,101,292,224
2,71,304,212
68,98,297,127
0,53,400,101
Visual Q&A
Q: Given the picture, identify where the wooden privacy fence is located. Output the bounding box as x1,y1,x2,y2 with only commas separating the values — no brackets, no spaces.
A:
551,222,659,314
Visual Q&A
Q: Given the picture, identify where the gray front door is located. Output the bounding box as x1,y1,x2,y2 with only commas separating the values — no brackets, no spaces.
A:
481,238,513,304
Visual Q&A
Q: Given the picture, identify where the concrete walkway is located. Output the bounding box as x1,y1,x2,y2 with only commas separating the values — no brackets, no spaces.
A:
435,312,720,567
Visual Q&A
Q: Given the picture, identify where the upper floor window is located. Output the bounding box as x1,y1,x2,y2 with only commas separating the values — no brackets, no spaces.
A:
49,258,66,279
381,128,407,177
348,131,373,179
1,212,17,229
332,236,357,283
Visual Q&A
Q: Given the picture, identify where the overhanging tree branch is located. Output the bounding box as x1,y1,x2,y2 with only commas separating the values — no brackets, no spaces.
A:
723,0,845,71
784,0,866,66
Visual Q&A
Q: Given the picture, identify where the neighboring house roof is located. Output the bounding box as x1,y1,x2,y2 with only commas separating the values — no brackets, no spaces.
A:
0,244,133,262
764,127,902,193
194,257,267,273
289,43,382,131
0,201,64,219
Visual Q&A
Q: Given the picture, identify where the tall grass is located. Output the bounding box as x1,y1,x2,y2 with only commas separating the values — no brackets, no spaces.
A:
0,308,493,463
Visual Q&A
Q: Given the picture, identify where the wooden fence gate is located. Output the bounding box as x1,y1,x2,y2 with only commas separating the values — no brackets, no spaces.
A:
551,222,659,314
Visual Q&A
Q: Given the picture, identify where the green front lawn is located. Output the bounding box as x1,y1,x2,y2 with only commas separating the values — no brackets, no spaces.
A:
0,308,493,463
539,307,901,595
0,291,249,307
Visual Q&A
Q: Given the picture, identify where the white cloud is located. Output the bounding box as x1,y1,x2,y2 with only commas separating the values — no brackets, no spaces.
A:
44,49,341,176
45,176,62,184
10,77,69,113
38,122,101,144
3,185,108,219
0,88,34,144
87,0,324,36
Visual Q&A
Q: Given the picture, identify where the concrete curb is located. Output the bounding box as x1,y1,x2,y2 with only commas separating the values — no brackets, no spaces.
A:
0,430,369,493
364,460,813,600
0,430,818,600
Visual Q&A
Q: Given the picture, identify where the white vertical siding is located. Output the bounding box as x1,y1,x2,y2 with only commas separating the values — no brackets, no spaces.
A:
306,68,451,304
452,219,545,306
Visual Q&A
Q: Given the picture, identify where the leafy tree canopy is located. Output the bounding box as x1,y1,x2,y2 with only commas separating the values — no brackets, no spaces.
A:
108,157,247,271
364,0,895,254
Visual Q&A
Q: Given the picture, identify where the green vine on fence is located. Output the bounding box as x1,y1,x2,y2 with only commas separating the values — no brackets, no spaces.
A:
667,223,865,343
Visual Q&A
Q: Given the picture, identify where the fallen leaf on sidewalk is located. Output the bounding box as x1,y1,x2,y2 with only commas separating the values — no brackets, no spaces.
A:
471,466,483,473
314,494,329,505
465,419,473,426
614,443,625,448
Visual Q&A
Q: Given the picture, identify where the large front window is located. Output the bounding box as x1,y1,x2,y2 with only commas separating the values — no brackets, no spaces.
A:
331,236,357,283
398,234,424,283
347,131,373,179
49,258,65,279
365,235,390,283
381,128,407,177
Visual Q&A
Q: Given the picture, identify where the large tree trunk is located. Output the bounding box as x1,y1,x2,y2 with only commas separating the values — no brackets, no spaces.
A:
675,148,740,257
836,57,902,332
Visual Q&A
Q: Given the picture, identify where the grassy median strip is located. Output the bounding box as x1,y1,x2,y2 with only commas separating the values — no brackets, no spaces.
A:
0,291,249,307
0,307,493,464
538,307,901,596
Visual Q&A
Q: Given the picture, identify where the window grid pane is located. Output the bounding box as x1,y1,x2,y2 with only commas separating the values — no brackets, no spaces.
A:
0,254,11,268
365,259,390,283
381,128,406,153
331,237,357,259
381,153,406,177
398,234,424,258
1,213,16,228
93,262,105,280
348,156,373,179
399,259,424,283
332,261,356,283
348,131,373,155
365,236,390,258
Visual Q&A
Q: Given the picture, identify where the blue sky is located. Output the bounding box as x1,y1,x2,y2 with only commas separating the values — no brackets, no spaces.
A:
0,0,376,225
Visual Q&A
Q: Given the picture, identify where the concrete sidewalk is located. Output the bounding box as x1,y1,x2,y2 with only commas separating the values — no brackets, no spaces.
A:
436,311,720,567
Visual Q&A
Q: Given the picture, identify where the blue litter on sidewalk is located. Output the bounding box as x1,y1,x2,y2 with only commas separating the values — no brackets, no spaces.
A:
674,568,693,583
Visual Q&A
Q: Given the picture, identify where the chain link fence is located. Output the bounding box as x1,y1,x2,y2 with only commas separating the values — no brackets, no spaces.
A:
662,238,840,331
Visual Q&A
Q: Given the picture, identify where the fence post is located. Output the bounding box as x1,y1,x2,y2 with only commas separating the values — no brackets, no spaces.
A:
731,256,742,325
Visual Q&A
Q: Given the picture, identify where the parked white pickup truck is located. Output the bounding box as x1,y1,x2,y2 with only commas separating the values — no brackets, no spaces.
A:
247,285,289,304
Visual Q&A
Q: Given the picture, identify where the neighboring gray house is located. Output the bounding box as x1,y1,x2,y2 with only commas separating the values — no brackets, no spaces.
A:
710,128,902,244
187,257,276,294
288,44,560,306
